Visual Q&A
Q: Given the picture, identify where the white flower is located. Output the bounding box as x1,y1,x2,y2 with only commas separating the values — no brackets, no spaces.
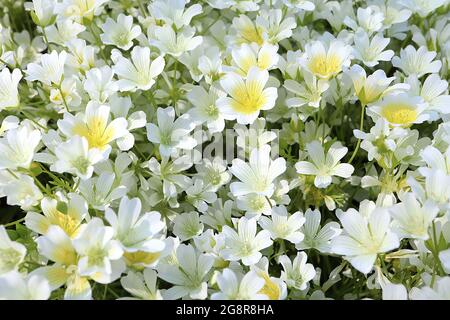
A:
392,45,442,78
388,193,439,240
282,0,315,12
296,209,342,253
157,244,213,300
211,268,268,300
295,141,354,188
26,0,56,27
148,0,203,29
120,269,163,300
57,102,129,151
0,225,26,275
332,201,400,274
45,19,86,46
83,66,118,103
368,93,429,127
230,144,286,197
236,193,272,218
0,271,51,300
187,85,226,133
105,197,166,269
398,0,447,18
2,174,43,210
300,39,352,80
172,211,204,241
284,70,330,108
419,146,450,176
185,179,217,212
78,172,127,210
221,217,273,266
112,46,165,92
410,277,450,299
146,107,197,158
346,64,408,105
344,7,385,34
25,50,67,86
51,135,108,180
73,217,125,284
352,30,394,67
0,125,41,170
228,43,279,76
407,74,450,116
0,68,22,110
100,14,141,50
194,158,231,192
217,67,278,125
0,116,19,136
382,283,408,300
258,205,305,244
278,252,316,290
25,195,87,238
150,25,203,57
54,0,109,22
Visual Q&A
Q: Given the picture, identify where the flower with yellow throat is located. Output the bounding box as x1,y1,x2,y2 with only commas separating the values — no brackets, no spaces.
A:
368,93,429,127
217,67,278,125
300,39,352,80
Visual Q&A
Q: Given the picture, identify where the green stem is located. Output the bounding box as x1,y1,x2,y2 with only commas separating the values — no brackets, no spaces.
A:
348,102,366,164
3,217,25,228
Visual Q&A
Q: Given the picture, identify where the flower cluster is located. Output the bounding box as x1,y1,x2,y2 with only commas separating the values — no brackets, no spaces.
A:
1,0,450,300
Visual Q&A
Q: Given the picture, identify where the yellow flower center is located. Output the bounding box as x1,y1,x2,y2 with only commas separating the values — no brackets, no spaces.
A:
239,25,264,46
381,103,417,125
231,82,266,115
72,116,115,149
308,54,342,79
257,272,280,300
123,251,161,269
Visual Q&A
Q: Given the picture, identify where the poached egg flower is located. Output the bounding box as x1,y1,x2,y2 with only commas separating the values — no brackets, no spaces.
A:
217,67,278,125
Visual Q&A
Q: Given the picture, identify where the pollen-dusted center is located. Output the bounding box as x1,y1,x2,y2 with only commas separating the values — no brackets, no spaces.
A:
381,103,418,125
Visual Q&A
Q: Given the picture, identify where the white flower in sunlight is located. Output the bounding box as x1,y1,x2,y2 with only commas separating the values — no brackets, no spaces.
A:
120,269,163,300
105,197,166,269
279,252,316,290
236,193,272,218
0,271,51,300
26,0,56,27
0,68,22,110
332,201,400,274
112,46,165,92
146,106,197,158
284,70,329,109
228,43,279,76
78,172,127,210
83,66,118,103
187,85,226,133
258,205,305,244
157,244,213,300
230,145,286,197
150,25,203,57
296,209,342,253
398,0,447,18
100,14,141,50
73,217,126,284
295,141,354,188
217,67,278,125
185,179,217,212
0,116,19,136
2,174,43,210
148,0,203,29
0,125,41,170
0,226,26,275
211,268,268,300
368,93,429,127
54,0,109,22
388,193,439,240
352,30,394,67
406,74,450,117
392,46,442,78
282,0,315,12
57,102,129,151
300,39,352,80
419,145,450,176
52,135,108,180
410,277,450,299
173,211,204,241
25,50,66,86
344,7,385,35
25,195,87,238
221,216,273,266
45,19,86,46
346,65,409,105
